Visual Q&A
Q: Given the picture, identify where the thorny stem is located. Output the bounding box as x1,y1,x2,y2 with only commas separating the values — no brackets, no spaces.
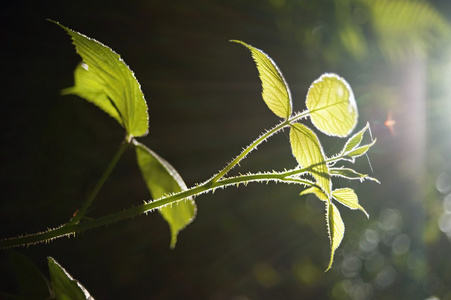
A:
208,110,310,184
0,110,316,249
0,169,316,249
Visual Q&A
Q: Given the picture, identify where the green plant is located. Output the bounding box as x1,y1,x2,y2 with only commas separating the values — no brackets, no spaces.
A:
1,21,378,296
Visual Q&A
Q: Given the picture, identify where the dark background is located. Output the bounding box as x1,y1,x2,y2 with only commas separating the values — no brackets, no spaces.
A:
1,0,451,299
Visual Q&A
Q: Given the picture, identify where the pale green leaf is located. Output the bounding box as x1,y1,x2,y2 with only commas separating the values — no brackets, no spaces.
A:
330,167,380,183
48,257,93,300
54,21,149,138
231,40,292,119
345,139,376,158
325,202,345,271
342,122,370,154
299,186,328,201
290,123,331,197
134,141,196,248
62,63,123,125
332,188,369,218
306,73,358,137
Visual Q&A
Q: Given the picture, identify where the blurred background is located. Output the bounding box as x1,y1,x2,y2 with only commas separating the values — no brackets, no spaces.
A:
1,0,451,299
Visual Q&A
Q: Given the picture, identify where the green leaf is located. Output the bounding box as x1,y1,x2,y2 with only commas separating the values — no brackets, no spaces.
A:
332,188,369,218
62,63,123,126
330,167,380,183
134,141,196,248
342,122,370,154
53,21,149,138
299,186,328,201
306,73,358,137
7,251,50,300
48,257,93,300
345,139,376,159
325,202,345,271
231,40,292,119
290,123,331,197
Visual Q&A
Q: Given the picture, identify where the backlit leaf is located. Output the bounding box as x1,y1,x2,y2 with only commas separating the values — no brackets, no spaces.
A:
306,73,358,137
134,141,196,248
62,63,123,126
231,40,292,119
290,123,331,197
300,186,328,201
325,202,345,271
54,21,149,138
342,122,370,154
345,139,376,158
333,188,369,218
48,257,93,300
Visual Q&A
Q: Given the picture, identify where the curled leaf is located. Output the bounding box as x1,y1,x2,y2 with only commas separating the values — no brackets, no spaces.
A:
231,40,292,119
306,73,358,137
134,141,196,248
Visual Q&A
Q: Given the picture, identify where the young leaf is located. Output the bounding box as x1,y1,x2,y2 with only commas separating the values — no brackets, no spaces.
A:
306,73,358,137
48,257,94,300
231,40,292,119
54,21,149,138
326,202,345,271
134,141,196,248
341,122,370,154
345,139,376,158
7,251,51,300
330,167,380,183
332,188,369,218
299,186,328,201
290,123,331,197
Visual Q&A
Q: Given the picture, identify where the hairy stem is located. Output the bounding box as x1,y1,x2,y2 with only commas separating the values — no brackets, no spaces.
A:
208,110,309,184
0,111,314,249
0,170,314,249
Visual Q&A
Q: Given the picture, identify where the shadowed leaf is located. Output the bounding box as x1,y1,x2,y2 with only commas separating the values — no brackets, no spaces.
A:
134,141,196,248
48,257,93,300
7,252,50,300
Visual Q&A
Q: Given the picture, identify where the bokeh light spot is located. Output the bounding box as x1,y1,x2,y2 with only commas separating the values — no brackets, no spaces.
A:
438,212,451,238
374,266,396,290
391,233,411,255
436,172,451,194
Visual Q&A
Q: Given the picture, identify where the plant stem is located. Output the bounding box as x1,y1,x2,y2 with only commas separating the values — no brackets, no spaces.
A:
0,170,314,249
68,141,130,225
0,111,314,249
208,110,309,184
